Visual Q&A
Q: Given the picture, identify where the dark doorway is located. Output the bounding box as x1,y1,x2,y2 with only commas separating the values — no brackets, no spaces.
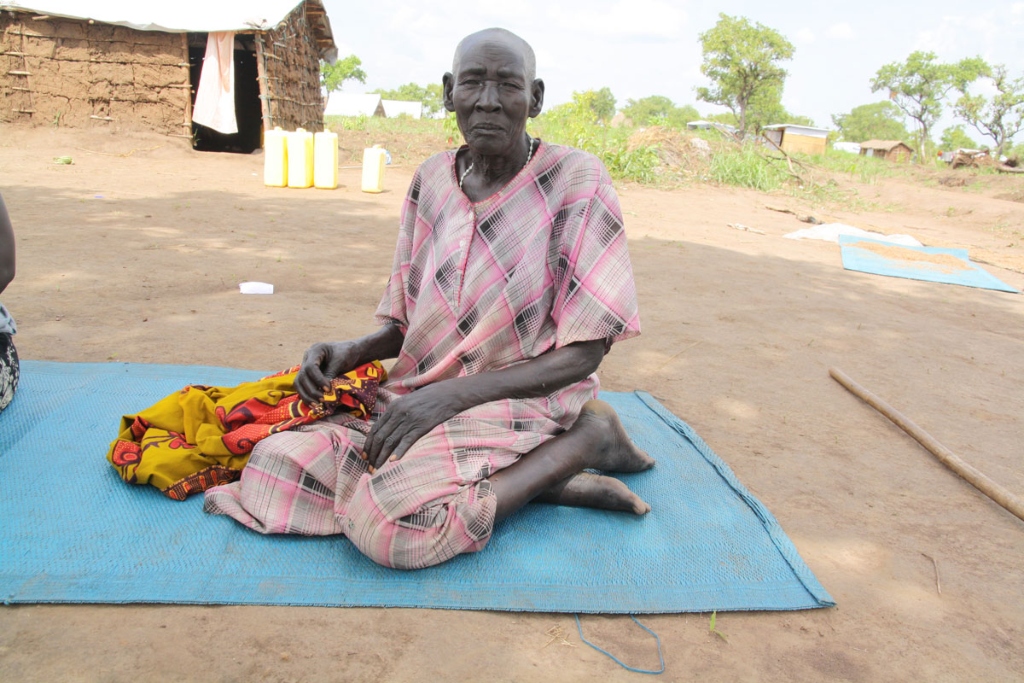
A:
187,33,262,153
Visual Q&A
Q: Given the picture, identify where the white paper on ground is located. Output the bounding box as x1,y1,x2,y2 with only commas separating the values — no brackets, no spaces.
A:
783,223,922,247
239,282,274,294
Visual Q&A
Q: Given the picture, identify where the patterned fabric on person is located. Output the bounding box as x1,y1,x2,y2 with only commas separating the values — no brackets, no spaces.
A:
204,141,642,569
107,361,385,500
0,332,18,413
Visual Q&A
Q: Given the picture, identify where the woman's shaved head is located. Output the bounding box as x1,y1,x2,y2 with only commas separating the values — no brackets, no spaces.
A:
452,28,536,82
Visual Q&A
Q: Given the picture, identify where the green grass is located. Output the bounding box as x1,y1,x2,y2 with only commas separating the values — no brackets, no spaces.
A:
708,145,792,192
321,114,1004,206
324,114,441,134
805,151,903,184
528,115,660,183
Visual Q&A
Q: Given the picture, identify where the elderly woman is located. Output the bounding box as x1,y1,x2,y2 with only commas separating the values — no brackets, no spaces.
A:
0,193,17,413
205,28,653,569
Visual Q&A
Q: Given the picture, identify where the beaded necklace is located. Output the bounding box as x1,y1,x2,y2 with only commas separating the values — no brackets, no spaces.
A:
459,136,535,189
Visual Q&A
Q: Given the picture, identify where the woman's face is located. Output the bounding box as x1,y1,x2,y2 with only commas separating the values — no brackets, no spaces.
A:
445,38,541,158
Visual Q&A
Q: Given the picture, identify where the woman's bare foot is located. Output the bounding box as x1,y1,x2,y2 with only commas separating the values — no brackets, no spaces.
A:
575,399,656,473
535,472,651,515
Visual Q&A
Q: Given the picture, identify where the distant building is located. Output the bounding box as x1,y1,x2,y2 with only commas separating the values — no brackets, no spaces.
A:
381,100,422,119
324,93,385,117
859,140,913,163
0,1,337,151
833,142,861,155
687,120,737,134
762,124,829,156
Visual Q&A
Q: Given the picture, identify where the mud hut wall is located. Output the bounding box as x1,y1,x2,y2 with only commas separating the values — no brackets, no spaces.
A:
1,13,190,133
258,6,324,132
887,145,911,163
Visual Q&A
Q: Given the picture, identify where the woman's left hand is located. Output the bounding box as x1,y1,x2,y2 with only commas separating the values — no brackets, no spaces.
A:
362,383,464,471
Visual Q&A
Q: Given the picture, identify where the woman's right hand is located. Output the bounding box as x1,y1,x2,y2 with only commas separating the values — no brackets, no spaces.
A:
295,341,361,404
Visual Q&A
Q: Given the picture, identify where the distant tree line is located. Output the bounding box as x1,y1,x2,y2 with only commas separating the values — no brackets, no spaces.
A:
321,14,1024,161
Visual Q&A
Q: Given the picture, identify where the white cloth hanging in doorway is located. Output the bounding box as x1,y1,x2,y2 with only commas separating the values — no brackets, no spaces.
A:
192,31,238,134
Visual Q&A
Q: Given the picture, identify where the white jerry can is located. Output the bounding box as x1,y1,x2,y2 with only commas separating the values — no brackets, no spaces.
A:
314,131,339,189
361,146,387,193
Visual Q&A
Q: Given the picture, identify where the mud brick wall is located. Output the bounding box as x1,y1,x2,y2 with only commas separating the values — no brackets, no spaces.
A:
0,12,190,134
258,7,325,132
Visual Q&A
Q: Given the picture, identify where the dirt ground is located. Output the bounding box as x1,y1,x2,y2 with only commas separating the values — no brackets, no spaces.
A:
1,127,1022,682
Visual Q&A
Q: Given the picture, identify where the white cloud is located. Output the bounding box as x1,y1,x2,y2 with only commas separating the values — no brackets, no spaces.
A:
795,27,816,43
319,0,1024,127
827,22,855,40
914,13,1000,57
547,0,687,40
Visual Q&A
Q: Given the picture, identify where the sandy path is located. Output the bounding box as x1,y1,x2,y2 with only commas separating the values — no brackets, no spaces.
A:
1,128,1022,682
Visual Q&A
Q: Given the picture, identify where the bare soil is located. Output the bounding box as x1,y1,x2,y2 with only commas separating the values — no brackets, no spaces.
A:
1,127,1023,683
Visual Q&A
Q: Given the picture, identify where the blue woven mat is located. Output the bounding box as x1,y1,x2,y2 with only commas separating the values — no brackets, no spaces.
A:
839,235,1019,293
0,361,833,613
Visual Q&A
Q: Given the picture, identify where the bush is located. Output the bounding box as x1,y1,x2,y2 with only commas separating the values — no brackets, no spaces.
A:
708,145,790,191
530,102,662,183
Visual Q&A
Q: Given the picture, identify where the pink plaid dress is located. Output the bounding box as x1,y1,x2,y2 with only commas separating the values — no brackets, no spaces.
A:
204,142,641,569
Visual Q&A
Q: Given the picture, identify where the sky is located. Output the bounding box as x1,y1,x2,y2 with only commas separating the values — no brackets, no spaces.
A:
320,0,1024,138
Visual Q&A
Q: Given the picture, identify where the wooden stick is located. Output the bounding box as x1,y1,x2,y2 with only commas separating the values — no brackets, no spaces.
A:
254,34,273,131
830,367,1024,523
178,34,193,136
921,552,941,595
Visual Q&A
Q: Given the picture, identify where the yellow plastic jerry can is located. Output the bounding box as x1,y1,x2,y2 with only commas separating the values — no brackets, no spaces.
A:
361,146,387,193
287,128,314,188
314,131,339,189
263,127,288,187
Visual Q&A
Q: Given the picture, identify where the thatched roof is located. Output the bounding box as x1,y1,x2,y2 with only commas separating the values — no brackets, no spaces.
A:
0,0,336,58
860,140,910,152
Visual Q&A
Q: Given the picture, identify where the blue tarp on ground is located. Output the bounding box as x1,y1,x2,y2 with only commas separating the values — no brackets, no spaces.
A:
0,361,833,613
839,235,1018,293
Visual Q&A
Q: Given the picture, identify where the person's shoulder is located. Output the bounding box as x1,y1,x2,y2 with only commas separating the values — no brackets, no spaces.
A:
532,141,613,193
536,142,605,171
415,149,457,181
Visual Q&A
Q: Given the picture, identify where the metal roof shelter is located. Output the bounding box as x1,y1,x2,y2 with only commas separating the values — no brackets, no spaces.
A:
762,123,830,156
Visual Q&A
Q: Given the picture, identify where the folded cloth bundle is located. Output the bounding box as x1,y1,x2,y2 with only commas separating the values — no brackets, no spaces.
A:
107,361,386,500
0,303,15,335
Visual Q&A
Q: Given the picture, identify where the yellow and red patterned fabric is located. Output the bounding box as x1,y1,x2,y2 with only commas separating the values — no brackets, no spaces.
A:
107,361,385,500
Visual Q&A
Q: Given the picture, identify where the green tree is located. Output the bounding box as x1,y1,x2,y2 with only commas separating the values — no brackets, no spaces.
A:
1007,141,1024,162
870,51,985,160
705,111,738,127
372,82,444,118
783,113,817,127
939,124,979,151
831,101,910,143
587,87,617,123
320,55,367,107
954,63,1024,156
696,13,795,137
622,96,700,128
623,95,675,124
544,89,619,127
673,104,702,125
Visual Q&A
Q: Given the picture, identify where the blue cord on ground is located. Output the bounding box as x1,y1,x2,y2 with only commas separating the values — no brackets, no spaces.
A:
574,614,665,675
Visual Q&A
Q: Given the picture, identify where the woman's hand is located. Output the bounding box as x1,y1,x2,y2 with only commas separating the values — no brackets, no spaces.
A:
294,325,405,405
294,341,362,404
362,383,464,470
360,338,606,471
